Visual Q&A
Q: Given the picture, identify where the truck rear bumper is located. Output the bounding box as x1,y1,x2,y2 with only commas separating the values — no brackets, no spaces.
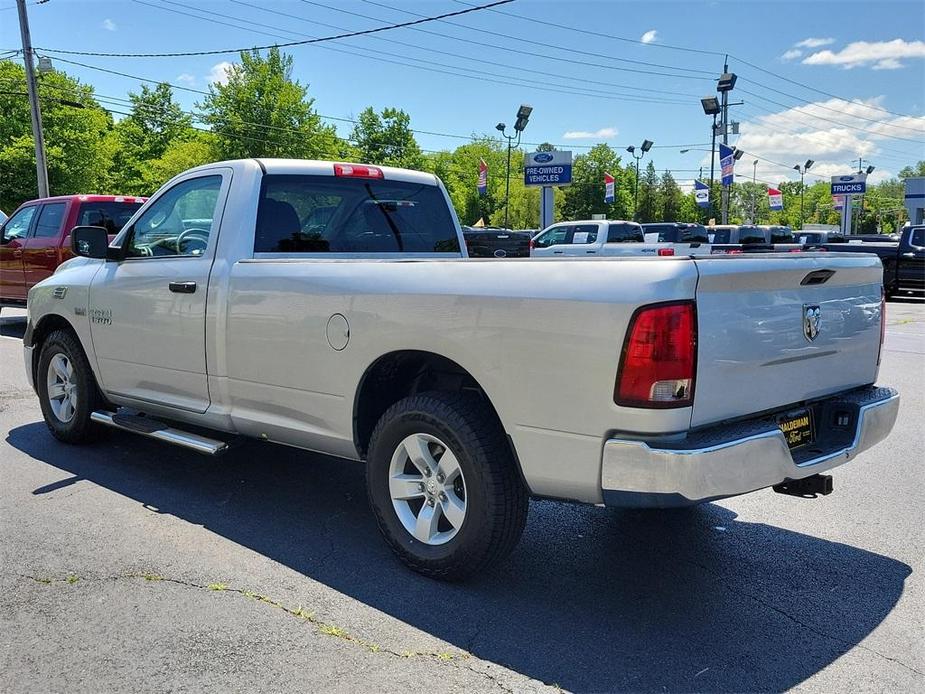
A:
601,386,899,507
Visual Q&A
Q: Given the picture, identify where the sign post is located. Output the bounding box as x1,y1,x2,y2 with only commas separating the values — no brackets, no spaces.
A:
832,174,867,235
525,151,573,230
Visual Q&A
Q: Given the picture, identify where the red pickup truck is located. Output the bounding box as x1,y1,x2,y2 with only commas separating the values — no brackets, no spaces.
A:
0,194,145,307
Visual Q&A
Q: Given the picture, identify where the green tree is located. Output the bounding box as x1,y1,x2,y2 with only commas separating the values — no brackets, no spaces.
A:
636,160,660,223
199,47,340,160
427,138,511,226
108,82,203,195
560,143,632,221
350,106,424,169
0,61,113,210
658,170,683,222
899,161,925,178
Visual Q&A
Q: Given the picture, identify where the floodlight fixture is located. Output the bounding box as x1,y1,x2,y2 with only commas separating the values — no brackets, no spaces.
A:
701,96,721,115
641,139,654,153
716,72,738,92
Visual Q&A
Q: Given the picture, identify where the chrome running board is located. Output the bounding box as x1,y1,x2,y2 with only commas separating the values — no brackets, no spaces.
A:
90,411,228,456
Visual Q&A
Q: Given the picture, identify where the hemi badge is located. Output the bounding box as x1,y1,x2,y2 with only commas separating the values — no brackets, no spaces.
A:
74,307,87,316
53,286,67,299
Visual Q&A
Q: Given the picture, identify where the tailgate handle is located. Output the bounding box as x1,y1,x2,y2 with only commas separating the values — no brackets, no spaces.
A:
801,269,835,286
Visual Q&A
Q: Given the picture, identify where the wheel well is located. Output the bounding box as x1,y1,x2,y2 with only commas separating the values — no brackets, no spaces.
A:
354,351,502,458
29,314,79,384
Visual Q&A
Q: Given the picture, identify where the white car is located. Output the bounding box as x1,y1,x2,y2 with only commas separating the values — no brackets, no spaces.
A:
23,159,898,579
531,219,713,256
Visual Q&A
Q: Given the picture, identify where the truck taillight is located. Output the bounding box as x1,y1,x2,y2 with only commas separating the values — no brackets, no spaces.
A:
333,163,384,179
615,301,696,408
878,288,886,365
657,248,675,256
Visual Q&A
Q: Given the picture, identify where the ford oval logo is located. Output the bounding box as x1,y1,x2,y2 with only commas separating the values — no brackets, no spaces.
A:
838,176,854,181
533,153,554,163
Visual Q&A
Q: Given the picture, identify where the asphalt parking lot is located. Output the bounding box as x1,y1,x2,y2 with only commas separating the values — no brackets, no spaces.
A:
1,297,923,693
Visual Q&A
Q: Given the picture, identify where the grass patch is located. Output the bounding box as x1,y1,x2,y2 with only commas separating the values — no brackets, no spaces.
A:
65,574,79,584
207,582,228,592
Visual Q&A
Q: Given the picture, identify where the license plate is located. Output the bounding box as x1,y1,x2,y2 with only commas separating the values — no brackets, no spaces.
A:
777,409,815,449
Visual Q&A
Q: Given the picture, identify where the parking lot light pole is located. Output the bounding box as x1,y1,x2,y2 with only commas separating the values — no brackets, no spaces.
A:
752,159,758,223
700,97,721,219
627,139,652,221
792,159,814,229
496,104,532,230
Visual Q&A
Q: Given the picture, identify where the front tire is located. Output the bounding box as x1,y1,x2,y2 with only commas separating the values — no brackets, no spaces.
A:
366,391,528,580
36,329,104,444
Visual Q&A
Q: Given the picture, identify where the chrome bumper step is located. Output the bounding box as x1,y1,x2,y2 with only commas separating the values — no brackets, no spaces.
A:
90,411,228,456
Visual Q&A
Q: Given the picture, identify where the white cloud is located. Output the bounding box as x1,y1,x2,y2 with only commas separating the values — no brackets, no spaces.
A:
795,37,835,49
640,30,657,44
728,96,925,187
102,18,117,31
176,73,196,86
781,49,803,61
207,61,234,85
562,127,618,140
802,39,925,69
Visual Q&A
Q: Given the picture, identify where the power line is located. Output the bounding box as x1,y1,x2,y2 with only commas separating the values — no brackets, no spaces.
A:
299,0,712,82
450,0,724,58
33,0,515,58
228,0,702,100
142,0,694,106
353,0,713,76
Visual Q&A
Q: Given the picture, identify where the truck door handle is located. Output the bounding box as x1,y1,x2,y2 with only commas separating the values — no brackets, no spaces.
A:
45,249,56,257
553,250,564,254
586,250,596,254
902,252,914,258
168,281,197,294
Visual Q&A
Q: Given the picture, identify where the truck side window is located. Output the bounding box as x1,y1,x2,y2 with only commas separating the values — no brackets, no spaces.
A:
1,205,36,243
569,224,598,244
33,202,67,238
255,175,460,254
126,176,222,258
912,229,924,247
78,201,143,234
533,226,569,249
607,223,643,243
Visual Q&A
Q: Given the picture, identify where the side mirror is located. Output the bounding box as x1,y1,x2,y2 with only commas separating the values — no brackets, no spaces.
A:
70,225,110,258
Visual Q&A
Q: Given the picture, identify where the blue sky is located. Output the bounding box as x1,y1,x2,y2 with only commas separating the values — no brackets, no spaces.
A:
2,0,924,189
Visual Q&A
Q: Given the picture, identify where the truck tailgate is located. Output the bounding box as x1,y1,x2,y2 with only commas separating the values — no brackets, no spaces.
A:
691,254,883,427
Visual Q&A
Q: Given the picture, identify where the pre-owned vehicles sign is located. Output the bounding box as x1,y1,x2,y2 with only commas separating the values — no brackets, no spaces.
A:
524,150,572,187
831,173,867,195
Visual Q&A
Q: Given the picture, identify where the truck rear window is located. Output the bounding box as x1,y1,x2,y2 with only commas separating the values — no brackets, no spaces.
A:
255,175,460,254
78,201,143,234
607,223,643,243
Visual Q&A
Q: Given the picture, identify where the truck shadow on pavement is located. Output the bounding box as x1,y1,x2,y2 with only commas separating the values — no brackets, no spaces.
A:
7,424,912,693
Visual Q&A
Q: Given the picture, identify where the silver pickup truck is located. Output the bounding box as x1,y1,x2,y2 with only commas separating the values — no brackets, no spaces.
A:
23,159,899,579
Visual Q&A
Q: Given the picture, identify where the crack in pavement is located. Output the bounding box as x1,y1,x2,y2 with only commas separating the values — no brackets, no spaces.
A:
16,572,521,692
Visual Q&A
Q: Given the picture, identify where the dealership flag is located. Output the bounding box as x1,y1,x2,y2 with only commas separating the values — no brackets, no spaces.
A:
477,158,488,196
604,172,615,203
694,179,710,208
768,187,783,211
719,144,734,187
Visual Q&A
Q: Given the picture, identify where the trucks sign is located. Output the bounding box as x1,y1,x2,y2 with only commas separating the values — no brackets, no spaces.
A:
524,150,572,187
831,173,867,195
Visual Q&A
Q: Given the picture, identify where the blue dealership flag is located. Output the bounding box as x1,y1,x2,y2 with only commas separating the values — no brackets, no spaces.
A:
719,144,734,187
694,179,710,208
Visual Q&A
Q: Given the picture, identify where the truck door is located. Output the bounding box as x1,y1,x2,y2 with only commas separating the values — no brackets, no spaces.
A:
0,204,37,302
530,224,571,256
22,201,68,291
89,170,231,412
897,227,924,288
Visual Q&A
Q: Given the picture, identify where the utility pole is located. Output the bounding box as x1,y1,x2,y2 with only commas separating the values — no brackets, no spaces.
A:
751,159,758,223
16,0,49,198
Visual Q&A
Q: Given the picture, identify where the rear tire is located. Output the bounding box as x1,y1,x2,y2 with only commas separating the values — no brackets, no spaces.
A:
36,329,105,444
366,391,528,580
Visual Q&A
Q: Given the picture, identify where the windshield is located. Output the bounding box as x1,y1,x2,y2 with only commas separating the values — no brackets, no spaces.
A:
255,175,460,254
